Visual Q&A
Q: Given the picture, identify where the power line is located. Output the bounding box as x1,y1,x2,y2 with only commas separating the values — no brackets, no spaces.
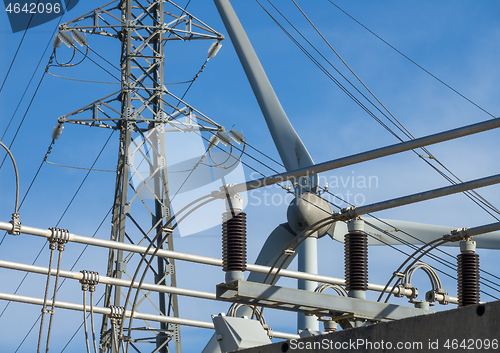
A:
326,0,497,120
59,293,105,352
321,188,500,294
288,0,500,219
0,0,42,94
0,53,54,169
0,0,79,149
0,132,114,320
199,125,500,300
260,0,500,221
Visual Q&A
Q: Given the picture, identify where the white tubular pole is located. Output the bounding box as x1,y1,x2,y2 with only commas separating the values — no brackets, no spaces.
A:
0,291,213,328
0,260,216,301
0,291,299,340
237,117,500,193
297,235,319,331
0,221,458,303
0,221,222,266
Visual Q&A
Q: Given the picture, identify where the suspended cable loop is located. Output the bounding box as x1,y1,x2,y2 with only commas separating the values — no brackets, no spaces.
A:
0,141,21,234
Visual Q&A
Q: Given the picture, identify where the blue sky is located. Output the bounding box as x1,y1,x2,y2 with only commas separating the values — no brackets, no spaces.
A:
1,0,500,352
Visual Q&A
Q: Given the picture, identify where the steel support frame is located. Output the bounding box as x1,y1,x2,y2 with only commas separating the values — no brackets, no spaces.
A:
55,1,224,352
0,291,299,340
216,280,432,323
1,220,462,302
234,117,500,194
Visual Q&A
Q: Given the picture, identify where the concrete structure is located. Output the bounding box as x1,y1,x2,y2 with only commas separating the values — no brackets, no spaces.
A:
238,301,500,353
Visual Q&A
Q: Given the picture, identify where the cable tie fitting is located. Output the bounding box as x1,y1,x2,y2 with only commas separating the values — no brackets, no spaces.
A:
49,227,70,244
8,212,21,235
283,249,295,256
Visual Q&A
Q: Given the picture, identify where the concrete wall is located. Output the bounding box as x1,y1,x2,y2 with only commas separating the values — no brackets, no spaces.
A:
238,301,500,353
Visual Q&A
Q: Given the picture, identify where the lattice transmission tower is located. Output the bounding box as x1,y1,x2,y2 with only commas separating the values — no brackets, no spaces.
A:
54,1,223,351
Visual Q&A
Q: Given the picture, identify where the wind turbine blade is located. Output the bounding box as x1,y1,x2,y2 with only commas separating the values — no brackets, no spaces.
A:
214,0,318,193
331,218,500,249
247,223,298,284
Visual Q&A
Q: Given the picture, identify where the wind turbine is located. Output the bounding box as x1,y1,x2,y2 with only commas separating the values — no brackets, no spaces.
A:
201,1,500,351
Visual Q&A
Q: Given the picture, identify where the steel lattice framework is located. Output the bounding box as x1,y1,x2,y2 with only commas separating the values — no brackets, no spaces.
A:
56,1,223,352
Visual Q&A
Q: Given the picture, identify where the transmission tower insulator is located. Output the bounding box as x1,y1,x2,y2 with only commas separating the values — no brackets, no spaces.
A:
216,131,232,146
51,123,64,140
344,232,368,291
457,240,480,307
208,40,222,58
222,211,247,273
57,30,74,47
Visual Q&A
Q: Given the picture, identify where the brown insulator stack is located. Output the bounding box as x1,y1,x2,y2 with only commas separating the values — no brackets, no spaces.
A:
222,211,247,273
458,248,480,307
344,232,368,292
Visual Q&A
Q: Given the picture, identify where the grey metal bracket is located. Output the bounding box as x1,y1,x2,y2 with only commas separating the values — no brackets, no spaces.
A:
216,280,433,322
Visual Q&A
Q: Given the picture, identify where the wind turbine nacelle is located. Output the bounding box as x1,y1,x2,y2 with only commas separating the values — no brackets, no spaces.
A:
287,192,334,238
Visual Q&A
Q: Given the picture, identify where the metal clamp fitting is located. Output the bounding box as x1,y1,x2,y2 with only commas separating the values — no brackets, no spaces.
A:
443,228,470,242
162,227,173,235
425,289,450,305
109,305,125,321
338,207,357,221
439,292,450,305
49,227,70,244
407,286,419,300
264,325,273,339
393,271,405,278
395,284,406,298
49,227,69,251
41,308,55,314
80,270,99,291
8,213,21,235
